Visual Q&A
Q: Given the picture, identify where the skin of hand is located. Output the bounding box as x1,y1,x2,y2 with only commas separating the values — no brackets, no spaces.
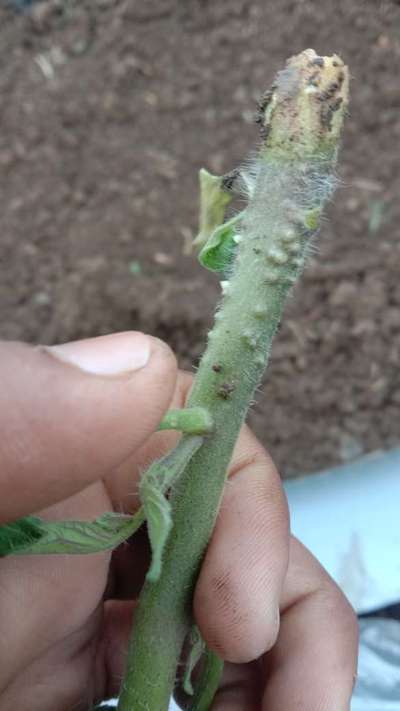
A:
0,332,358,710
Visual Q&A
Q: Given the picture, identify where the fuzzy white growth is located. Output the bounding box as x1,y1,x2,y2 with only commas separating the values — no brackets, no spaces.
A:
236,155,262,199
220,280,230,294
287,242,301,255
240,171,256,198
239,157,336,254
237,154,336,224
304,240,320,258
292,257,304,269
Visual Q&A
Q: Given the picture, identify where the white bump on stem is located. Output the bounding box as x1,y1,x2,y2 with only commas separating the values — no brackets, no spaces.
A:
266,247,289,265
265,272,279,284
253,305,268,318
281,227,297,243
254,353,266,367
241,329,258,348
304,85,319,94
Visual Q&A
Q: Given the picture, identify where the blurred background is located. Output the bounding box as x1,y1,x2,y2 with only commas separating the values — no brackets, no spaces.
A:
1,0,399,478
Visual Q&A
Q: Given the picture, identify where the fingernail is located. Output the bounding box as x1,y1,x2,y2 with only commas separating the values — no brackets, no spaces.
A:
47,332,151,376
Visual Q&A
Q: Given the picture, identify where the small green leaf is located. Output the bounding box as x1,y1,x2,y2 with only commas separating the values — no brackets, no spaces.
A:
0,510,144,557
193,168,233,252
198,212,243,273
143,485,172,583
139,435,204,582
183,626,205,696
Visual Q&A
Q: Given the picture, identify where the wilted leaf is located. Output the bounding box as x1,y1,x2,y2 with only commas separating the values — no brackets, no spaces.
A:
183,625,205,696
0,510,144,557
143,485,172,583
198,212,242,273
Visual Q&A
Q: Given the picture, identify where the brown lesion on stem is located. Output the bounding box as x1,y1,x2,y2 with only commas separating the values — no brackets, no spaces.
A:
212,363,222,373
221,168,240,193
217,381,235,399
257,48,349,159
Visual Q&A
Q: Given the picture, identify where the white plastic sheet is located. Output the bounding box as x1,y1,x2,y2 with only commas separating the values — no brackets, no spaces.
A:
352,618,400,710
284,448,400,615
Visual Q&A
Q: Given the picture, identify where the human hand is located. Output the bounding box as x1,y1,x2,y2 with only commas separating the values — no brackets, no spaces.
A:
0,332,357,710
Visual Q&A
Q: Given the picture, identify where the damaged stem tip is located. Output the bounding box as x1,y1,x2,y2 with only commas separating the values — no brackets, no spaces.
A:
257,48,349,160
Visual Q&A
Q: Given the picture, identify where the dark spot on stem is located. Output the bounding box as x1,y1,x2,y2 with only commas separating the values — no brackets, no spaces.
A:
256,88,274,138
222,168,240,192
259,122,271,141
256,88,274,121
217,381,235,399
337,71,345,87
331,97,343,112
320,96,343,130
308,71,320,87
212,363,222,373
318,81,340,102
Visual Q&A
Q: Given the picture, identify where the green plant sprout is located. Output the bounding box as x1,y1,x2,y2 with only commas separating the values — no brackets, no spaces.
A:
0,49,349,710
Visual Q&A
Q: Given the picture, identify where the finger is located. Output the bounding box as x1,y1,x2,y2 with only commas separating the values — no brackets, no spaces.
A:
210,660,260,710
261,537,358,711
194,427,289,664
95,599,137,698
0,332,177,522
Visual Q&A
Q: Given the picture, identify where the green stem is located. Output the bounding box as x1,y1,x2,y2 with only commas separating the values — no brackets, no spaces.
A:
118,167,318,711
188,649,224,711
117,49,348,711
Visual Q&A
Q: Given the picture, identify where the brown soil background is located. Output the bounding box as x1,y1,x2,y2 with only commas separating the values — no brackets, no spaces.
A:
1,0,399,477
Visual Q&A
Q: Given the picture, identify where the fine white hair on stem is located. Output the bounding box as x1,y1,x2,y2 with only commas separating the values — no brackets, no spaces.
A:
238,155,337,248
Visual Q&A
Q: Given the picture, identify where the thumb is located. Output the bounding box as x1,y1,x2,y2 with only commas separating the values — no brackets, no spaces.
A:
0,331,177,523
